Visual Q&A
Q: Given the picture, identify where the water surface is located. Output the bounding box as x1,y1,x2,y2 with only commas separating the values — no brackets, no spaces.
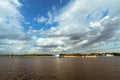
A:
0,57,120,80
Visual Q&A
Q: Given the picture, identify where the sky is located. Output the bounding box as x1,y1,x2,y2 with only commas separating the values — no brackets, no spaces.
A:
0,0,120,54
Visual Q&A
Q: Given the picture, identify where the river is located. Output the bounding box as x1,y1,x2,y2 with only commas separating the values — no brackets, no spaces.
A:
0,57,120,80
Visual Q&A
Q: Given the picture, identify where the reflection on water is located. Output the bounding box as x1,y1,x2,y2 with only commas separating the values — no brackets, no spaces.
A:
0,57,120,80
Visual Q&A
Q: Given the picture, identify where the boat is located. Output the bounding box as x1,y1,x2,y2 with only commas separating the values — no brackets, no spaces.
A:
105,54,114,57
53,54,60,58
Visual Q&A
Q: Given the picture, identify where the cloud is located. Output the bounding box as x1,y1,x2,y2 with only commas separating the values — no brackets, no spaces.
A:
0,0,28,40
35,37,67,52
37,16,47,23
0,0,30,54
81,16,120,48
35,11,55,25
46,11,54,24
37,0,120,53
1,0,120,54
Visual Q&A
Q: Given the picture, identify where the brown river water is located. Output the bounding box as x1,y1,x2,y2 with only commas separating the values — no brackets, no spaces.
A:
0,57,120,80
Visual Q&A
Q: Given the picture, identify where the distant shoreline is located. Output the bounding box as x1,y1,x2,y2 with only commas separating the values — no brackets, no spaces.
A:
0,53,120,57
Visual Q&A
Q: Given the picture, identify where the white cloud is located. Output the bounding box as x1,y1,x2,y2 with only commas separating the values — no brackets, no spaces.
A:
36,38,64,47
37,16,47,23
46,11,54,24
0,0,26,40
0,0,30,54
28,37,72,53
37,0,120,53
1,0,120,54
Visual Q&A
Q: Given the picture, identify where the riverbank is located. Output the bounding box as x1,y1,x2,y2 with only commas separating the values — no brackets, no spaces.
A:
0,52,120,57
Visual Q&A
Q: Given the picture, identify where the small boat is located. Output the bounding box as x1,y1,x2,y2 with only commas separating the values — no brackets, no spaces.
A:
53,54,60,58
106,54,114,57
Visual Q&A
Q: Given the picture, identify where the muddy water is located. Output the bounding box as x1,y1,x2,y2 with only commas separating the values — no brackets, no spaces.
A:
0,57,120,80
